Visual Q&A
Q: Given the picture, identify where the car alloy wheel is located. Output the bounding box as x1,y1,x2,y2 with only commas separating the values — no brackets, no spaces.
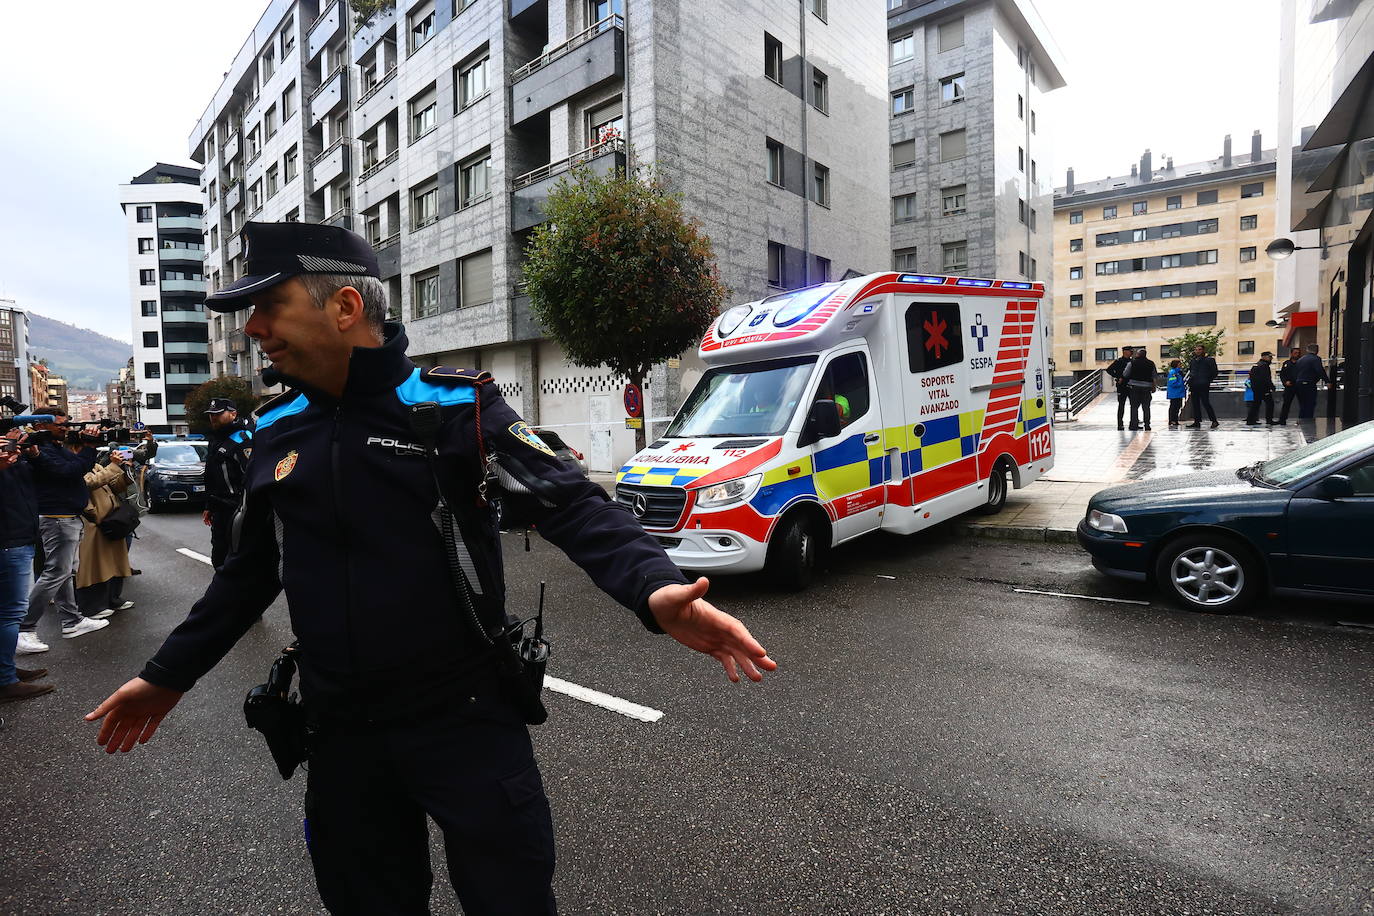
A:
1171,546,1245,607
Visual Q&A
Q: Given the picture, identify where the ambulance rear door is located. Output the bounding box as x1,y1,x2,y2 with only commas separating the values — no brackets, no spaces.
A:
807,344,889,543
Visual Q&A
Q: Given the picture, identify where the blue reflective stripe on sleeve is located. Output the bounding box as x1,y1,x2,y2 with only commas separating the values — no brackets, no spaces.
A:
394,368,478,406
255,393,311,431
229,429,251,443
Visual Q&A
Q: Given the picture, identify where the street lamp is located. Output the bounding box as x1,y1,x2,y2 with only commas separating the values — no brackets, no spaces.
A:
1265,236,1355,260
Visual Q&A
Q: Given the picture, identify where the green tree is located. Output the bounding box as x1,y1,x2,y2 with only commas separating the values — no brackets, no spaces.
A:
183,376,261,436
348,0,394,32
521,162,728,450
1164,328,1226,362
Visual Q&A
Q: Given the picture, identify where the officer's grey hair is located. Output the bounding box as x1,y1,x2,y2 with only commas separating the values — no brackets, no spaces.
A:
298,273,388,337
1305,343,1319,354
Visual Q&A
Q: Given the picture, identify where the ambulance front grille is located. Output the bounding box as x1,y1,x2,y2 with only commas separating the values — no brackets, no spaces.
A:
615,483,688,530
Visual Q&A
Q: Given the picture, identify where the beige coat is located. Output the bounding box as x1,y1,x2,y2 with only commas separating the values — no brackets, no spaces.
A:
77,461,133,589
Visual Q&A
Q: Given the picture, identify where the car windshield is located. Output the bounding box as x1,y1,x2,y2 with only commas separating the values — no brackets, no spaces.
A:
666,356,816,438
1257,420,1374,487
157,443,207,465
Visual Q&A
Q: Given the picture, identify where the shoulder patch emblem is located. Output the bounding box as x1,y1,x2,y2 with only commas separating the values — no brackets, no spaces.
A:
275,450,298,482
509,422,555,457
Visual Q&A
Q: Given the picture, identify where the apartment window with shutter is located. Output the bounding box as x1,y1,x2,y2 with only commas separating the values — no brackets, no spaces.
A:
143,331,159,348
140,269,156,285
1069,210,1083,224
1239,309,1256,324
890,33,914,63
284,145,298,182
1239,277,1256,293
942,241,967,272
1196,189,1218,205
1132,201,1147,215
141,300,157,317
1069,322,1083,335
810,67,828,114
941,184,966,215
1070,294,1083,308
894,248,919,271
939,73,965,104
282,82,295,121
1196,249,1218,265
266,164,279,199
410,85,437,142
892,87,914,116
939,129,966,161
137,206,152,222
409,0,435,54
1240,246,1257,262
811,163,830,207
1167,195,1182,210
411,179,438,229
413,270,440,318
937,17,964,51
457,54,490,109
460,249,494,307
1240,182,1264,198
460,152,492,209
1069,266,1082,280
1102,205,1117,219
138,238,155,253
1238,340,1255,355
892,139,916,169
766,138,784,186
280,16,294,55
893,193,917,223
1069,349,1083,363
1069,238,1082,252
1240,214,1258,230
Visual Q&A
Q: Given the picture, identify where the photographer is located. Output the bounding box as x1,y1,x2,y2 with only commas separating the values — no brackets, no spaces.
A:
87,221,775,915
16,409,108,652
0,426,52,701
75,441,149,620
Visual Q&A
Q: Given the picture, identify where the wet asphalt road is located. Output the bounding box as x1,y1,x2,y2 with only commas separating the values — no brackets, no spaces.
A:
3,507,1371,915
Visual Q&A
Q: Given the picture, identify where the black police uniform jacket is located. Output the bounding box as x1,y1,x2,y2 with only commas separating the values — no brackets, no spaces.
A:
140,323,688,711
204,417,253,516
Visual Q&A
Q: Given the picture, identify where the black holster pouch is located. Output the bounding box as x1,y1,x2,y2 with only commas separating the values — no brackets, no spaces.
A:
243,643,308,780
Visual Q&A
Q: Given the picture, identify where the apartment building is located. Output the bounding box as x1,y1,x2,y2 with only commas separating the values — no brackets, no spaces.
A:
887,0,1065,282
0,301,33,411
117,164,210,434
188,0,890,469
1051,135,1278,383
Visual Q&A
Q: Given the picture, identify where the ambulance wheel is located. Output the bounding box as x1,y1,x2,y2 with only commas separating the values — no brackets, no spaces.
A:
977,461,1011,515
767,515,818,591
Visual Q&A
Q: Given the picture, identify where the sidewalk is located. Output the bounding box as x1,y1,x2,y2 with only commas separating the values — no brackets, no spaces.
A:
963,394,1333,542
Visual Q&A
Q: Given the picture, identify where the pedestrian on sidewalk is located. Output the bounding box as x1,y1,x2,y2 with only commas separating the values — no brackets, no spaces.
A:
1294,343,1330,420
17,410,109,654
1107,347,1135,430
74,450,137,621
1165,359,1186,426
1245,352,1277,425
1186,345,1219,429
1276,347,1302,424
1125,349,1157,431
0,427,53,702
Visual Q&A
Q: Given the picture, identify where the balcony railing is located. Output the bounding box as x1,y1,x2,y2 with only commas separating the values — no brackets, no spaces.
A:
322,207,354,229
512,14,623,82
512,137,625,189
156,216,204,232
359,148,398,182
310,65,347,103
313,135,352,166
356,67,397,108
372,231,401,250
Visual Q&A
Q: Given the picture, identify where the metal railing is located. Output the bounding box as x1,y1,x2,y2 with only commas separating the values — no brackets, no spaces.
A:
512,137,625,189
358,148,398,182
356,67,397,107
309,64,347,102
512,14,623,82
313,135,352,166
1053,369,1103,421
371,231,400,250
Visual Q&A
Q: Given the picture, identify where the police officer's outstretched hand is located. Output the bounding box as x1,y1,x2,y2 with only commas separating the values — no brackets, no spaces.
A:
648,577,777,683
85,677,184,753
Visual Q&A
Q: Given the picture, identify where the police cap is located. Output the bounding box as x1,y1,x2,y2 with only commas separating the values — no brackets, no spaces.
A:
205,220,380,312
205,398,237,414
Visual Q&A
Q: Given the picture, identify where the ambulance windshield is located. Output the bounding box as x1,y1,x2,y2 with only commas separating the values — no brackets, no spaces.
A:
666,356,816,438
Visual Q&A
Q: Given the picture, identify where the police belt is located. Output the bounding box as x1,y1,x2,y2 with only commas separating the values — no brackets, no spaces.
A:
306,647,509,729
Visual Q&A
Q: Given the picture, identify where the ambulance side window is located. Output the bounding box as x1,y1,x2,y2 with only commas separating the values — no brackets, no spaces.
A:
815,352,870,428
905,302,964,373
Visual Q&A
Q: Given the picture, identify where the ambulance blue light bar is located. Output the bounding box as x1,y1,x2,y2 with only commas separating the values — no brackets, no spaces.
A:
898,274,945,284
1002,281,1034,289
956,278,994,287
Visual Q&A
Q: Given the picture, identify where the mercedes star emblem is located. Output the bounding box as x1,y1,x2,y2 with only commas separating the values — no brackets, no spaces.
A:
631,493,650,518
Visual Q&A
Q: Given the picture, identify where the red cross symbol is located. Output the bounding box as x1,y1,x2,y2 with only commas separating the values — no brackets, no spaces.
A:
924,314,950,359
673,442,694,452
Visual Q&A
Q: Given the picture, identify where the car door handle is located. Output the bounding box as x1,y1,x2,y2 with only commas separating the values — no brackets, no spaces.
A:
863,433,880,444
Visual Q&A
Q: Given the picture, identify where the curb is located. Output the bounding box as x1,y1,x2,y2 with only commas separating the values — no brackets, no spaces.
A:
960,523,1078,544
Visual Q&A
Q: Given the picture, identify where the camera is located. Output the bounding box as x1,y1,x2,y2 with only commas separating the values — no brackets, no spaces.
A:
64,419,132,445
0,396,29,415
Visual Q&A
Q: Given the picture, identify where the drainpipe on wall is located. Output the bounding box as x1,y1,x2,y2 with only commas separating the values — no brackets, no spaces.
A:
799,0,810,287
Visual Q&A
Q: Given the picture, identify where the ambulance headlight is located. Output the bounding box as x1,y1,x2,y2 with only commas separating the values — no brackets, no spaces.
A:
1087,509,1128,533
696,474,762,508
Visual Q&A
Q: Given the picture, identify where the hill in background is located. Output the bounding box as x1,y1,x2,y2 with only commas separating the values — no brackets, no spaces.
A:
27,313,131,391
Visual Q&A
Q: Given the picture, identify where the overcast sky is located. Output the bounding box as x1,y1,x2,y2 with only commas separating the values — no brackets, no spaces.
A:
0,0,1279,345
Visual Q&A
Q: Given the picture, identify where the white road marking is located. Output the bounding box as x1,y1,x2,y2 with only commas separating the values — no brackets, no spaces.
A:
1013,587,1150,606
177,548,213,566
544,676,664,723
877,575,897,580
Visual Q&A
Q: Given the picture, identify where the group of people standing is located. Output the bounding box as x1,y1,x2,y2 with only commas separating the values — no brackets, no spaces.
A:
1107,343,1331,432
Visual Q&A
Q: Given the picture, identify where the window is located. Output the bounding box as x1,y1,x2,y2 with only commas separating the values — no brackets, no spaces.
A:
1240,214,1258,230
285,208,300,222
1070,238,1083,252
1238,309,1256,324
1030,210,1038,232
411,179,438,229
1102,205,1117,219
941,241,967,272
1132,201,1147,216
1069,266,1083,280
409,1,435,54
284,145,298,182
261,46,274,81
764,33,783,83
412,269,440,318
941,184,966,215
805,0,826,19
890,33,914,63
362,60,379,94
1031,111,1036,133
1161,254,1182,268
140,269,155,285
265,104,278,139
1018,147,1024,171
136,206,152,222
144,362,161,379
362,133,381,170
141,300,157,317
1196,218,1218,234
939,129,966,162
894,248,919,271
282,82,296,121
1196,249,1218,264
1069,349,1084,363
145,393,163,411
1096,261,1120,275
1095,348,1118,362
939,73,965,103
266,164,279,199
1161,285,1182,298
1018,94,1024,118
1161,224,1183,239
249,179,263,212
893,193,917,223
892,87,914,116
588,0,621,21
247,125,261,160
459,249,494,307
208,179,217,204
1018,251,1028,276
1167,195,1181,210
142,331,159,348
458,54,490,109
888,0,902,9
410,86,437,141
1240,182,1264,198
1018,199,1026,224
138,237,155,253
1196,280,1217,295
905,302,964,372
815,256,831,282
280,16,294,55
938,17,964,51
1069,210,1083,225
811,163,830,207
460,153,491,208
587,97,623,144
766,138,784,186
365,212,382,245
1131,228,1147,242
1070,294,1083,308
1238,340,1255,356
767,241,784,287
1240,246,1257,262
1239,277,1256,293
1069,321,1083,335
1196,189,1218,206
892,139,916,169
817,352,870,426
1130,288,1145,301
810,67,828,114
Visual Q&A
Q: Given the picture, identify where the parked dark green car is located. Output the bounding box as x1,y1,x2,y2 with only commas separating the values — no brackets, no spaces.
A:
1077,420,1374,612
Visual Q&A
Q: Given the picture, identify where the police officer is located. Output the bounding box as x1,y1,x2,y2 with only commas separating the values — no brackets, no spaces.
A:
1105,347,1135,430
1276,346,1303,425
86,221,776,915
202,397,253,569
1293,342,1330,419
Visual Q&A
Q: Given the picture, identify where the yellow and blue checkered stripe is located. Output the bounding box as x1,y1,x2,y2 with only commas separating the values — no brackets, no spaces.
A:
616,465,712,487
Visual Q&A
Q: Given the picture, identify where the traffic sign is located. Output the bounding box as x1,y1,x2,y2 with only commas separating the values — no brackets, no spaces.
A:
133,421,146,431
624,417,643,430
623,383,643,418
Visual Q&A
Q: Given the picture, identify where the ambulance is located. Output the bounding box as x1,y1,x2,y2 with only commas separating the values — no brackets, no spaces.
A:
613,271,1055,587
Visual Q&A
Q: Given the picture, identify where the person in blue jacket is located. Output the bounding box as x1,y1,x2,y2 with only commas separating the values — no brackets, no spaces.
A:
87,221,776,916
1165,359,1187,426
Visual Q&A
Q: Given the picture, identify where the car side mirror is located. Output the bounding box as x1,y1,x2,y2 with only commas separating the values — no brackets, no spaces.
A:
798,399,843,447
1317,474,1355,500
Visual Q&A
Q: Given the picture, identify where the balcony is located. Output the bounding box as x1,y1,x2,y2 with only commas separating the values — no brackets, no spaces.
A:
163,342,208,356
355,68,398,135
157,216,203,232
158,245,206,263
225,231,243,261
510,0,543,23
223,180,243,213
307,0,343,62
311,136,351,190
227,329,250,355
161,278,206,295
352,1,396,61
357,149,399,210
223,130,241,163
161,307,207,325
323,207,355,231
310,66,349,125
511,138,626,231
165,372,211,386
511,15,624,126
166,404,186,419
